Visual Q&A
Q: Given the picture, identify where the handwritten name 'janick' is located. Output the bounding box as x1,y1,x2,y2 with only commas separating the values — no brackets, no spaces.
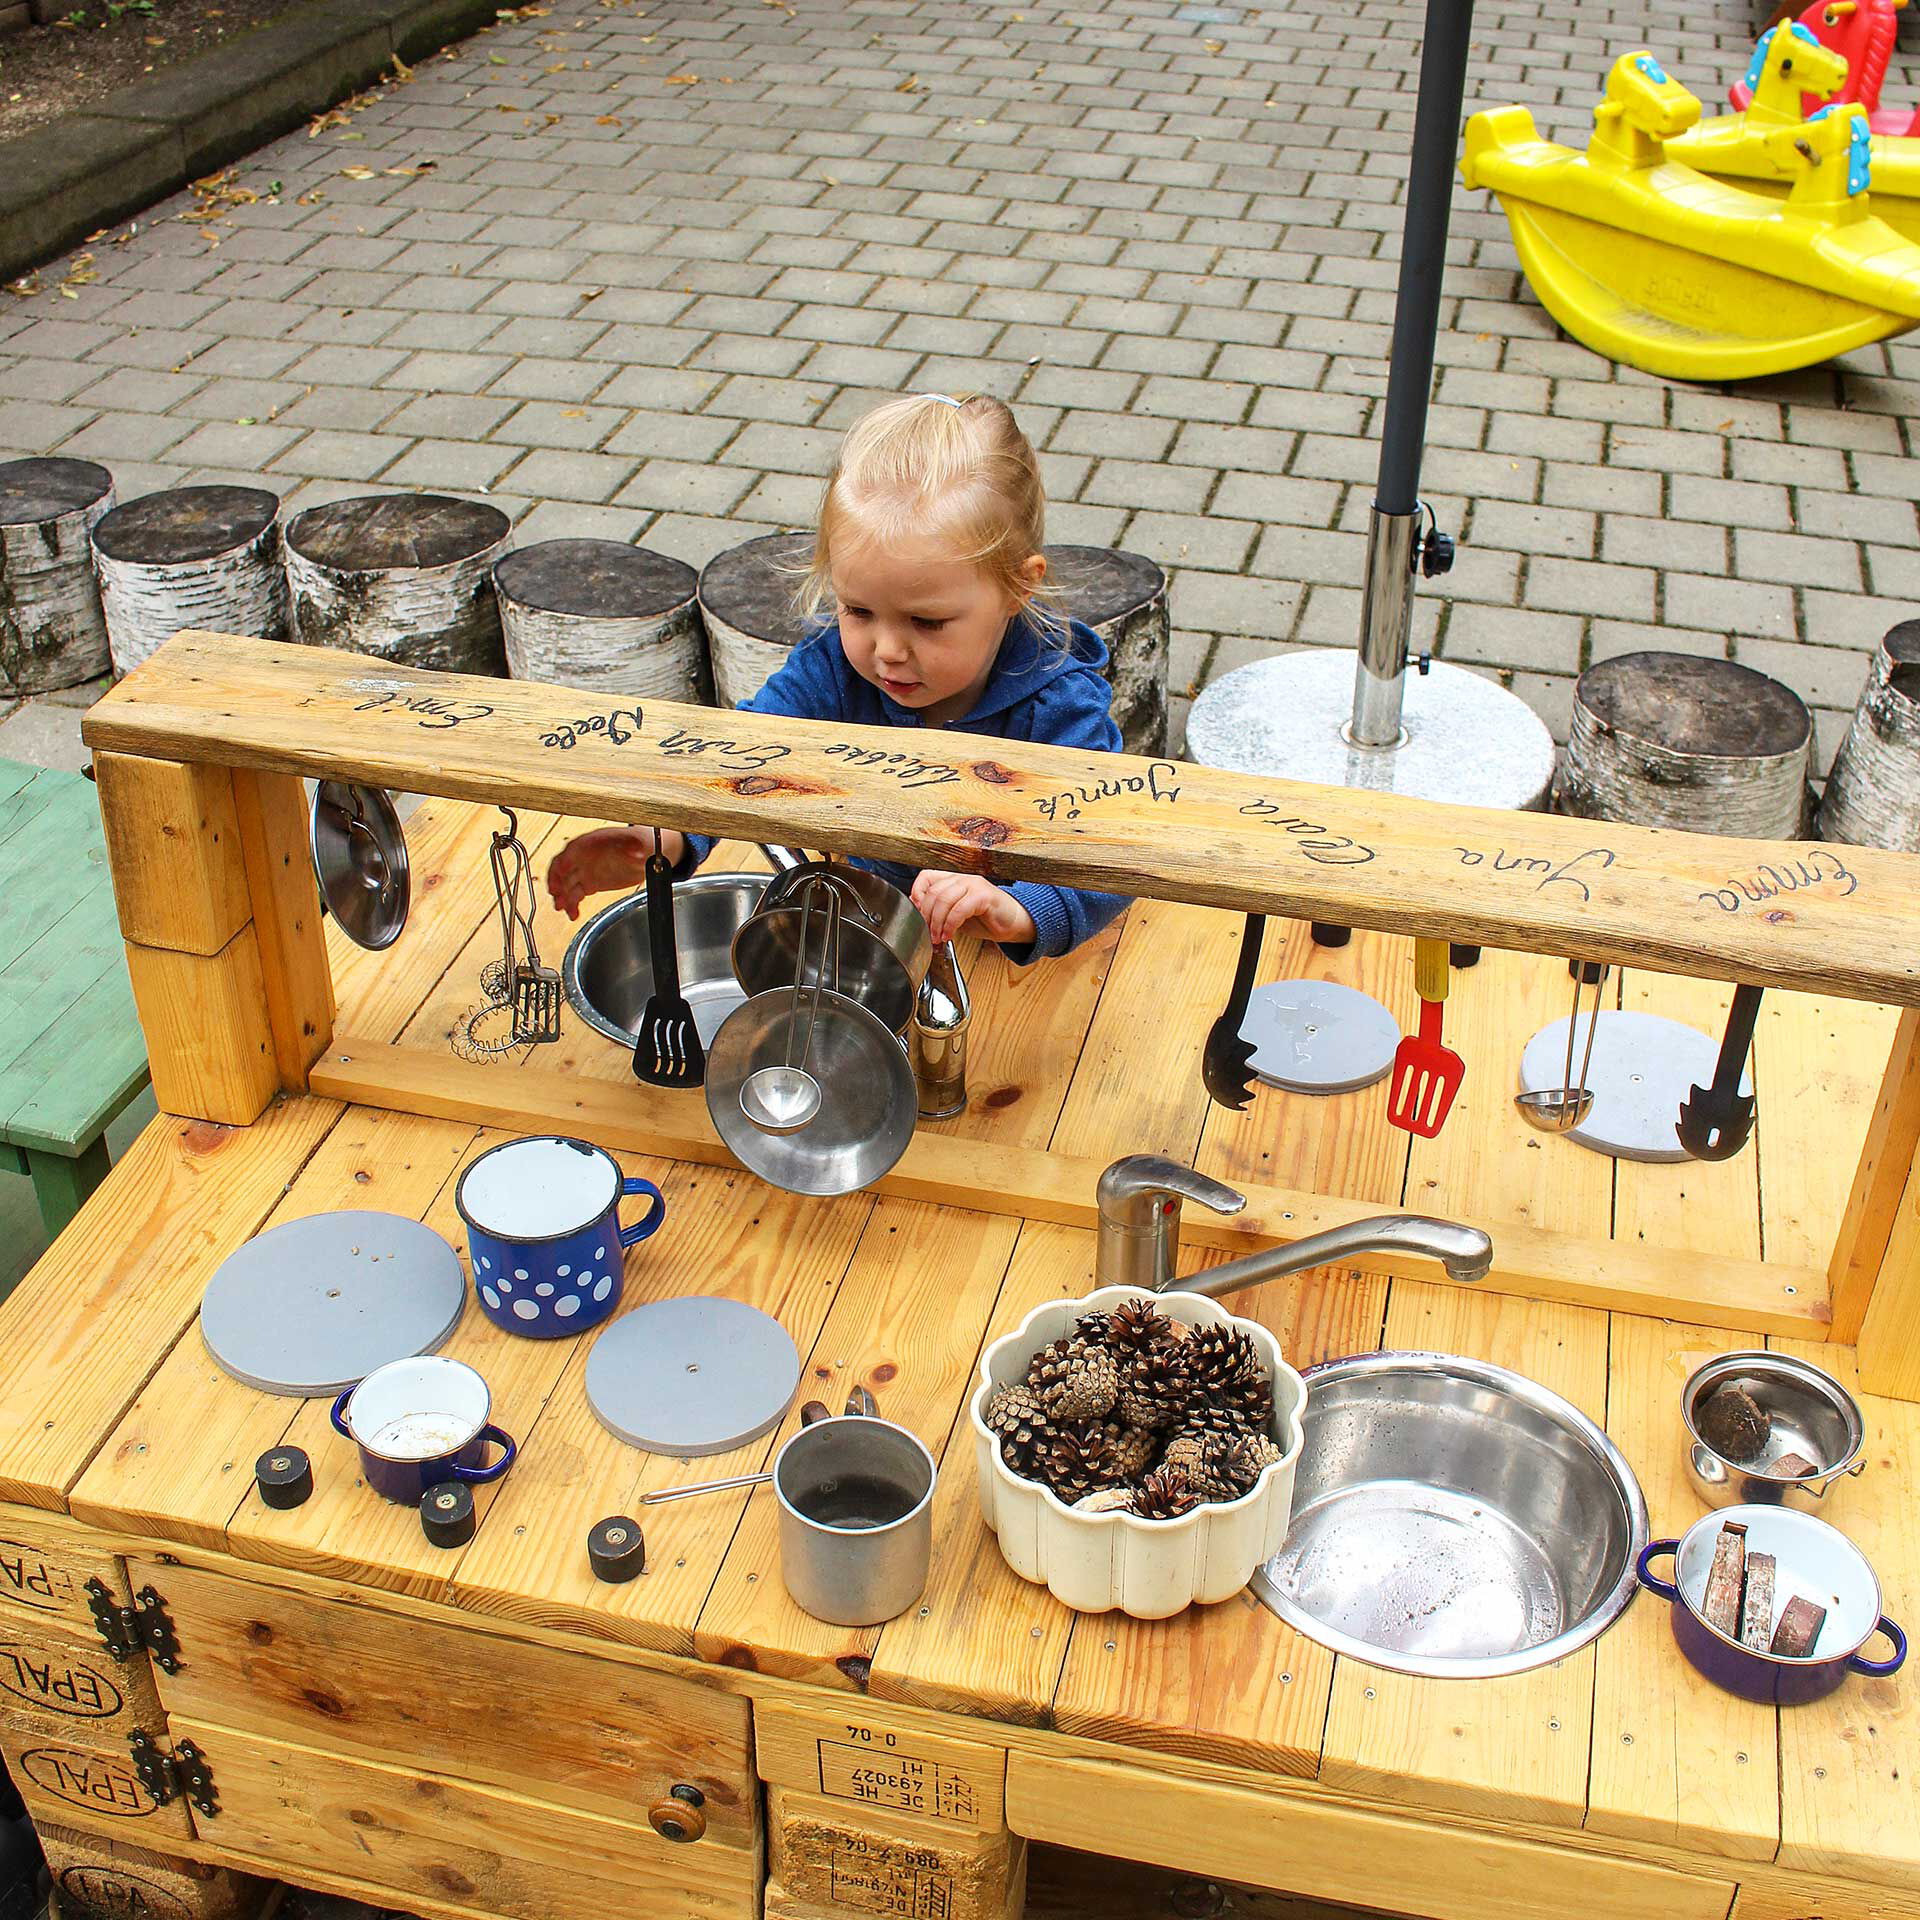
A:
1033,762,1182,821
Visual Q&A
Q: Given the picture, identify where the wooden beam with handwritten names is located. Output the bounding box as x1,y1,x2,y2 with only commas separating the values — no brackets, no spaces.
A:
83,632,1920,1006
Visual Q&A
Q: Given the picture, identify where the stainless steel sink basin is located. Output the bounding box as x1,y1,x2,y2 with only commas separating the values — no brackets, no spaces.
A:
1251,1351,1648,1678
562,872,767,1050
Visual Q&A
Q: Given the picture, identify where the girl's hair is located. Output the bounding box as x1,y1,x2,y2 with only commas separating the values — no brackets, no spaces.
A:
799,394,1065,640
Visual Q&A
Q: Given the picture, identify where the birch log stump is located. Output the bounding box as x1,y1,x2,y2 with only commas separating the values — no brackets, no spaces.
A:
283,492,511,675
1816,621,1920,850
0,456,114,694
1047,543,1169,756
91,486,287,677
1554,650,1811,836
494,539,707,701
698,531,811,707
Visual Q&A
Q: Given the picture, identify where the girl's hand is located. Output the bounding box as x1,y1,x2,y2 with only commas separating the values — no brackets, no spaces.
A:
911,871,1037,948
547,826,684,920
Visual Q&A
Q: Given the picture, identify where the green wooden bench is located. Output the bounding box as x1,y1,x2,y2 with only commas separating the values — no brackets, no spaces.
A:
0,757,149,1238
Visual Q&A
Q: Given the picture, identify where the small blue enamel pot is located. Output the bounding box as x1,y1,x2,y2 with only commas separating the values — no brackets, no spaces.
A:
330,1356,515,1505
455,1134,665,1338
1637,1504,1905,1706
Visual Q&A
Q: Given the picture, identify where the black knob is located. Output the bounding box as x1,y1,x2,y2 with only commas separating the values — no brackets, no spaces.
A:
420,1481,475,1549
588,1515,646,1583
255,1447,313,1510
1420,528,1455,577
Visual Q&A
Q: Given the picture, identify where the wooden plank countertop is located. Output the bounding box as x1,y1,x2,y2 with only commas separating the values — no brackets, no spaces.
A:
81,630,1920,1005
0,796,1915,1896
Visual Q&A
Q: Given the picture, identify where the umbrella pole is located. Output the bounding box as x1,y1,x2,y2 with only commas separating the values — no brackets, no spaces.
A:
1350,0,1477,749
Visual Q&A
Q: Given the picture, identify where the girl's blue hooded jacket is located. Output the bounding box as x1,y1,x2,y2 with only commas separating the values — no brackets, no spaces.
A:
679,614,1130,962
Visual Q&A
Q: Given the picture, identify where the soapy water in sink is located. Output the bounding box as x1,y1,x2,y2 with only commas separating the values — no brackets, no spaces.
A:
1269,1480,1565,1659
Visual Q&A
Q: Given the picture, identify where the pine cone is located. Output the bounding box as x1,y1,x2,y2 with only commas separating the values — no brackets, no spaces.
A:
1117,1343,1191,1431
1107,1296,1179,1362
1131,1465,1199,1521
1108,1424,1157,1479
1179,1381,1273,1443
1184,1322,1265,1394
984,1382,1050,1477
1026,1337,1119,1421
1162,1430,1282,1502
1040,1423,1124,1501
1072,1309,1115,1348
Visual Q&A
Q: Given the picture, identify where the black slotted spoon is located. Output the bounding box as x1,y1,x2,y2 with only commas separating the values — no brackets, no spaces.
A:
1201,913,1266,1109
1676,983,1762,1161
632,847,705,1087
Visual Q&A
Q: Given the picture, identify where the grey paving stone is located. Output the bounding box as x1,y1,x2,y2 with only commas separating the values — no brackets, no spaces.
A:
615,459,758,516
1124,510,1256,573
379,437,521,489
1083,458,1213,513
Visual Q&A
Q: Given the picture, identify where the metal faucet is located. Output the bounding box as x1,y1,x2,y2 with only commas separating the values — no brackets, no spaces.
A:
1095,1155,1494,1299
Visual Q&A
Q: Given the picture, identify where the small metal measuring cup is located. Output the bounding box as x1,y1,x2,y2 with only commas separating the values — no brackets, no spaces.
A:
642,1413,936,1625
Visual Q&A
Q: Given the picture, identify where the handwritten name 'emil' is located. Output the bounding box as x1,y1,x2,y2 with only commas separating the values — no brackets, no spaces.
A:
351,689,494,730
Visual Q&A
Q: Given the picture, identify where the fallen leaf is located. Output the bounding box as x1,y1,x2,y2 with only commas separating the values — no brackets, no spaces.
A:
235,417,256,426
665,70,698,83
390,51,413,80
340,165,378,179
545,60,566,70
1204,37,1223,49
896,73,919,92
561,408,586,417
578,286,604,302
596,113,620,124
1716,417,1734,429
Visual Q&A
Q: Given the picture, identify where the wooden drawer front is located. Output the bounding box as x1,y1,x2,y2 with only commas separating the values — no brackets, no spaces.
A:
0,1612,163,1743
0,1722,193,1843
173,1717,758,1920
128,1558,753,1843
0,1507,131,1634
1005,1754,1737,1920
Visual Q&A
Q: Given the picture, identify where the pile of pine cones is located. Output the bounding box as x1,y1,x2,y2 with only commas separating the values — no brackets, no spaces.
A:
983,1297,1283,1520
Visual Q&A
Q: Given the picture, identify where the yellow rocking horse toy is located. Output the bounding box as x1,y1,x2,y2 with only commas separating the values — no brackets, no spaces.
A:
1666,20,1920,243
1461,48,1920,379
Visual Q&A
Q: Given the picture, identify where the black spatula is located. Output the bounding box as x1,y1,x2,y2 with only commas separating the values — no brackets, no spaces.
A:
632,849,705,1087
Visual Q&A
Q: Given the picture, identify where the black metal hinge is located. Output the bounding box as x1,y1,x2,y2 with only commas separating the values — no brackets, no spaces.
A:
84,1580,181,1674
128,1730,218,1818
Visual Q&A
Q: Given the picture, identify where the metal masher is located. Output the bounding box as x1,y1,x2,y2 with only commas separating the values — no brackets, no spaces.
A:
489,809,561,1047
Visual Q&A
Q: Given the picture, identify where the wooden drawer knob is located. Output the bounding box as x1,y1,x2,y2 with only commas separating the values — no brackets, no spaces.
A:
648,1786,707,1843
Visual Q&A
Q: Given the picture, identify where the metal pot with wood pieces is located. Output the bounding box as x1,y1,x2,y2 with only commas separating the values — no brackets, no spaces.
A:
734,845,930,1034
1682,1350,1866,1510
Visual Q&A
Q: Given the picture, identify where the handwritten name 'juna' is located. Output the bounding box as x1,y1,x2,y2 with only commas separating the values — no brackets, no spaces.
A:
541,706,645,750
1032,761,1181,821
1700,849,1857,914
1454,844,1616,902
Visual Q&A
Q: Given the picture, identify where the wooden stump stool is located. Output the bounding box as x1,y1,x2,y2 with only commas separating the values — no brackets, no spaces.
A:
283,492,510,675
494,539,707,701
699,533,1170,749
1555,650,1811,836
1816,621,1920,849
1048,543,1169,756
698,531,812,707
0,456,114,694
91,486,287,678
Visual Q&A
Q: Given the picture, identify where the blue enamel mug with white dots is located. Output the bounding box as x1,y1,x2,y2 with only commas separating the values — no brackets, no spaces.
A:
455,1135,665,1338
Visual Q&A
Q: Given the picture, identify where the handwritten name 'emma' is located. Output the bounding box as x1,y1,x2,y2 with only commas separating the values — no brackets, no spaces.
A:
1032,761,1181,821
822,742,963,790
1699,849,1856,914
540,706,645,750
1454,844,1616,902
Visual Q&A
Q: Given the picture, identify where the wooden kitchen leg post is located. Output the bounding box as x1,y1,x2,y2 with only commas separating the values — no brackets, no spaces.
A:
229,769,333,1091
1829,1006,1920,1352
33,1821,274,1920
755,1702,1022,1920
91,752,279,1126
1855,1150,1920,1401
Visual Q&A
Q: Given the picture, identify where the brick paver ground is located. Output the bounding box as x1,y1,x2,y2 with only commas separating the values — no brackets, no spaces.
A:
0,0,1914,768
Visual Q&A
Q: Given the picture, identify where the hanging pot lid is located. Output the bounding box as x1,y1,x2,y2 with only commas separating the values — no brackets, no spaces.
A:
311,779,410,951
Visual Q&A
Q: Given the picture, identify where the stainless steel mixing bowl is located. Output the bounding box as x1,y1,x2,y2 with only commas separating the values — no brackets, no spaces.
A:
1681,1349,1865,1510
562,873,764,1050
1251,1351,1648,1678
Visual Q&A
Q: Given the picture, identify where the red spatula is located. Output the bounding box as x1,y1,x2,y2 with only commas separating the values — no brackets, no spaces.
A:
1388,938,1464,1137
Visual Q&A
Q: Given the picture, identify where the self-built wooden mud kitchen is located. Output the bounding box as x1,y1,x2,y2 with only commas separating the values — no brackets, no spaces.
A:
1,629,1917,1920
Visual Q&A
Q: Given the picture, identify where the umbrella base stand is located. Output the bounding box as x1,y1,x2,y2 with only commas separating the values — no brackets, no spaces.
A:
1185,649,1556,811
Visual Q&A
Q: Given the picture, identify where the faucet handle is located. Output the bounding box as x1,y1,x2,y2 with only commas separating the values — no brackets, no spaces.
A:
1098,1156,1245,1221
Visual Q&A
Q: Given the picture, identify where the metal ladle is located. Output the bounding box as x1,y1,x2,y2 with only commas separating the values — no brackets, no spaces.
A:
739,879,841,1135
1515,961,1609,1133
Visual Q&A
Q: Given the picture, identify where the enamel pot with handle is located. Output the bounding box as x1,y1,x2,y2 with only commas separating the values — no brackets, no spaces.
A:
332,1356,516,1506
1637,1504,1905,1706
